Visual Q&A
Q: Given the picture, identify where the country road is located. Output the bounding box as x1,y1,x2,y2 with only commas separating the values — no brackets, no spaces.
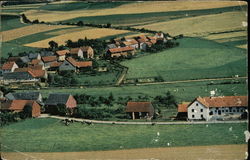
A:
134,76,247,86
41,114,247,125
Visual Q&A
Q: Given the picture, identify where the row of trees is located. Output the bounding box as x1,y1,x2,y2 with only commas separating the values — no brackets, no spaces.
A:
146,40,180,53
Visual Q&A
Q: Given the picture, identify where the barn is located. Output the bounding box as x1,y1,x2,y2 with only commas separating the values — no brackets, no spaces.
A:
125,102,154,120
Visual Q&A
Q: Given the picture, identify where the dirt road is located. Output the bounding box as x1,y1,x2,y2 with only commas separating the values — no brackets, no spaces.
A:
2,144,247,160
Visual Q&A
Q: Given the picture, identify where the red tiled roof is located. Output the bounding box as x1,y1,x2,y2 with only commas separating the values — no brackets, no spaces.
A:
69,48,80,54
29,59,42,65
8,57,20,62
2,62,16,70
66,57,92,68
108,46,134,53
196,96,248,108
126,102,154,113
41,56,57,62
56,50,69,56
50,61,62,68
28,65,44,70
14,68,45,78
1,100,35,110
177,103,189,112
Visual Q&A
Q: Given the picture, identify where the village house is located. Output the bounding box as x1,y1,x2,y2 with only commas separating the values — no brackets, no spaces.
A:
1,61,18,73
55,49,70,61
59,59,76,72
69,46,94,59
5,92,43,104
14,67,48,82
125,102,155,120
0,100,41,117
107,46,135,58
48,61,63,72
3,72,39,84
45,93,77,115
176,102,189,120
187,96,248,121
41,56,58,69
66,57,92,71
121,39,139,49
29,59,45,68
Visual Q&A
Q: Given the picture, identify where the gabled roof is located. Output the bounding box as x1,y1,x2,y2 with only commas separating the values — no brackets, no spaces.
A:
14,68,46,78
66,57,92,68
5,92,41,101
45,93,71,105
50,61,62,68
41,56,57,62
0,100,39,110
126,39,138,45
193,96,248,108
3,72,34,80
2,62,17,70
108,46,134,53
20,56,30,63
177,103,190,112
29,59,43,65
28,65,44,70
69,48,80,54
137,38,148,43
56,50,69,56
126,102,154,113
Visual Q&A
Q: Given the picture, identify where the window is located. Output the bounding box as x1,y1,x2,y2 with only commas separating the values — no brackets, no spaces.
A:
196,103,199,106
233,110,236,112
192,115,195,118
222,110,224,112
215,110,217,113
201,114,204,119
226,110,228,112
192,109,194,112
237,109,239,112
241,109,244,112
200,109,203,112
209,111,213,115
229,108,232,112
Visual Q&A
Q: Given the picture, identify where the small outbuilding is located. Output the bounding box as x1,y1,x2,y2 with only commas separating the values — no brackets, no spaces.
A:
125,102,154,120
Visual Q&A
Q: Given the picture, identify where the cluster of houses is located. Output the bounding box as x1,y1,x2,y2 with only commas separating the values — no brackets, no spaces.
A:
0,48,94,85
106,32,170,58
0,90,247,121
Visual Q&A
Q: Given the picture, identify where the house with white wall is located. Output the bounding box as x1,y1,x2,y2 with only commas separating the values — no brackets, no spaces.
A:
187,96,248,121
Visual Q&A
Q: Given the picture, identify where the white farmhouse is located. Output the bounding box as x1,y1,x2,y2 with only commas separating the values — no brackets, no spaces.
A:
187,96,248,121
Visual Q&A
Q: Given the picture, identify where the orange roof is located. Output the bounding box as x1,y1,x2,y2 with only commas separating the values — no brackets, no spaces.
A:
2,61,17,70
66,57,92,68
177,103,189,112
1,100,35,110
138,35,148,40
195,96,248,108
56,50,69,56
147,36,157,40
28,65,44,70
108,46,134,53
29,59,42,65
41,56,57,62
150,39,157,44
69,48,80,54
50,61,62,68
15,68,45,78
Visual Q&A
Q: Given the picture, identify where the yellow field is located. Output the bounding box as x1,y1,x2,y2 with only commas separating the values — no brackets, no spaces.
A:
236,44,247,49
204,30,247,40
2,144,247,160
45,27,91,36
1,24,75,42
137,11,247,37
24,28,131,48
24,1,245,22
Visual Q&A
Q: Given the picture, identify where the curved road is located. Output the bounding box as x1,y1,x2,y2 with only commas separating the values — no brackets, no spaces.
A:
41,114,247,125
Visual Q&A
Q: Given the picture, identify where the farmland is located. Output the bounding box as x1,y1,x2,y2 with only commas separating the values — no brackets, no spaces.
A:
121,37,247,81
1,118,247,152
2,144,247,160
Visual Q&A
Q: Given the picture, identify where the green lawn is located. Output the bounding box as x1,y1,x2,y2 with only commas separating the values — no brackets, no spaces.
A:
0,15,28,32
1,118,247,152
18,79,247,103
121,37,247,81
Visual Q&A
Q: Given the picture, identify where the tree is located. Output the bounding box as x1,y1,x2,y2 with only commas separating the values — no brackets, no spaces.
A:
77,21,84,26
20,105,32,119
57,104,67,116
48,40,58,50
106,23,111,28
65,39,73,47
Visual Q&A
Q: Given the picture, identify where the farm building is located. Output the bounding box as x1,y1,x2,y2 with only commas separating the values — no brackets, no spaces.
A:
3,72,40,84
45,93,77,115
59,59,76,72
41,56,58,68
187,96,248,121
176,102,189,120
125,102,154,120
66,57,92,71
0,100,41,117
5,92,43,104
69,46,94,59
107,46,135,58
121,39,139,49
1,61,18,73
14,67,48,82
55,50,70,61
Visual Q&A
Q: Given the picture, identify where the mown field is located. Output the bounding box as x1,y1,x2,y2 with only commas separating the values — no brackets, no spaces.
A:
1,118,247,152
2,144,247,160
18,79,247,103
121,37,247,81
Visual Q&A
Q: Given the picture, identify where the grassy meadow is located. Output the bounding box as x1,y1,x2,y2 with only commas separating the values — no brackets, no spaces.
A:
121,37,247,81
18,79,247,103
1,118,247,152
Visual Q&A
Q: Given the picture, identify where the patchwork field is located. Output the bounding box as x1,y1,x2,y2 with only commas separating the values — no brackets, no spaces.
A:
23,1,244,22
121,37,247,81
2,145,247,160
1,118,247,152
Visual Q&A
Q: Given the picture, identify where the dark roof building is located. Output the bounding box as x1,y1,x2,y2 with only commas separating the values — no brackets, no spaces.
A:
126,102,154,120
5,92,42,103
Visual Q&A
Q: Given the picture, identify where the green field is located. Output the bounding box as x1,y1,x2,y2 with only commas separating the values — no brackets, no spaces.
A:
18,79,247,103
1,118,247,152
0,15,28,31
121,37,247,81
1,42,38,57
